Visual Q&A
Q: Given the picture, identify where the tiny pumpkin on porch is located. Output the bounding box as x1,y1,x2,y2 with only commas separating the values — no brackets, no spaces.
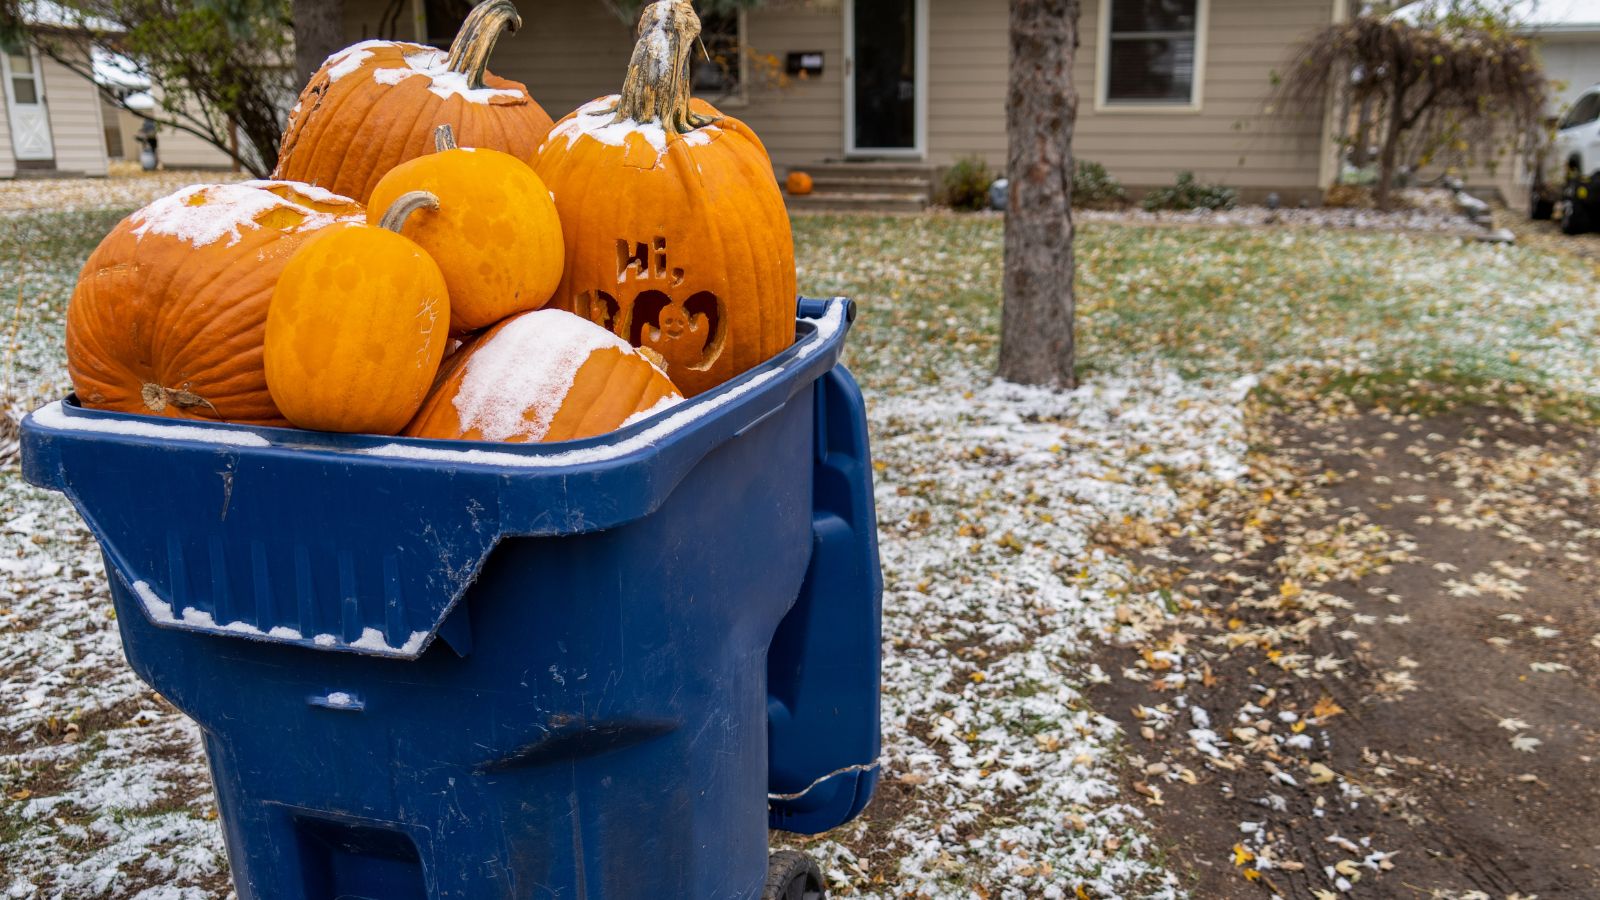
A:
534,0,796,398
368,125,564,333
404,309,682,444
264,192,451,435
66,180,365,426
273,0,554,204
785,171,814,196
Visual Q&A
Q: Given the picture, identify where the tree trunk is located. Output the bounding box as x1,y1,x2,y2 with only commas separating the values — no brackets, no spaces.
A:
294,0,346,87
1375,79,1407,211
999,0,1080,389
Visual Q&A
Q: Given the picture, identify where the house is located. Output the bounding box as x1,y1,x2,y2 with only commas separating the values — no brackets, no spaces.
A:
0,10,109,178
339,0,1348,207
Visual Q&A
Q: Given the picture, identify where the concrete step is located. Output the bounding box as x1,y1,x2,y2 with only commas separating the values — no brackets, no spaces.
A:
810,175,934,199
785,191,928,214
796,161,940,181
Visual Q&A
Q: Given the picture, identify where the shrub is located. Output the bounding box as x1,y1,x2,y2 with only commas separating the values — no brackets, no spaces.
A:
940,156,995,211
1141,171,1238,212
1072,160,1128,209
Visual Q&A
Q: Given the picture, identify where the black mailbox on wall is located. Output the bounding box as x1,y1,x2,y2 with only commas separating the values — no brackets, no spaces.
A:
786,52,825,78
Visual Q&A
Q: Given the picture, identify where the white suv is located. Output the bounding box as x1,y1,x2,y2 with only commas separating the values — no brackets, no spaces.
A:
1539,85,1600,234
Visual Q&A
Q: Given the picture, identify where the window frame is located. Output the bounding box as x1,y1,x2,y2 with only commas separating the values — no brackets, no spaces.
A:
1095,0,1210,114
692,9,750,108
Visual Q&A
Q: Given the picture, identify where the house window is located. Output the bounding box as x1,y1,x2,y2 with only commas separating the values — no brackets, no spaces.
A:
692,11,746,103
1102,0,1202,107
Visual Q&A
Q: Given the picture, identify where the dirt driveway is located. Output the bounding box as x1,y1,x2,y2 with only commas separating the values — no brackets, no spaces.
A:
1091,384,1600,898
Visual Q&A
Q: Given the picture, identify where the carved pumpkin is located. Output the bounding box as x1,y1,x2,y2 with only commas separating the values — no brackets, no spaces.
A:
368,125,564,333
66,181,364,425
786,171,814,196
533,0,796,398
265,192,450,435
273,0,554,205
405,309,682,443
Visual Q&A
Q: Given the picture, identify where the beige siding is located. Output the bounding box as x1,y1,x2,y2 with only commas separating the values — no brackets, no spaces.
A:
1074,0,1335,201
40,49,108,176
0,90,17,179
740,7,846,168
332,0,1336,196
928,0,1007,163
340,0,633,124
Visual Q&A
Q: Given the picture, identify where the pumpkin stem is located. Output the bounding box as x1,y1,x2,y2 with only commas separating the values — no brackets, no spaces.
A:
378,191,441,233
615,0,717,133
445,0,521,91
141,383,218,416
435,123,458,153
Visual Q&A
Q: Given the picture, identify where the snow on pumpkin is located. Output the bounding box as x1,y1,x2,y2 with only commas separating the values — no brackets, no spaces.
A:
405,309,682,444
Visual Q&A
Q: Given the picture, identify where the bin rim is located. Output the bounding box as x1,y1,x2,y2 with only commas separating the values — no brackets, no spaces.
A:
26,297,854,474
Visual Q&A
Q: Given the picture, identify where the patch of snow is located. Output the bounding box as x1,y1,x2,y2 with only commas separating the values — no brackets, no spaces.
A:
453,309,637,442
127,182,349,249
31,400,270,447
548,96,722,167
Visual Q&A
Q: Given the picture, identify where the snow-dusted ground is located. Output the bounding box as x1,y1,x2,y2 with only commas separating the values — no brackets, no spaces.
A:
0,168,247,215
4,186,1598,897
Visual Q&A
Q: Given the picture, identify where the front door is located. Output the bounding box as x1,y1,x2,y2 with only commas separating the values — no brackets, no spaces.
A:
845,0,926,157
2,49,53,162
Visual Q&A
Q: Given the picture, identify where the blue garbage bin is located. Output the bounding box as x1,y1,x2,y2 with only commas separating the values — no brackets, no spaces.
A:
21,298,881,900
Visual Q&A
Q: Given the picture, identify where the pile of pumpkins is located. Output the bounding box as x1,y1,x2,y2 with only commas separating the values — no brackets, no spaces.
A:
65,0,796,445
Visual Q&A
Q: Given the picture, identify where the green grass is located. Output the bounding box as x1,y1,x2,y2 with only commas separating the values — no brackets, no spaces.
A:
793,213,1600,414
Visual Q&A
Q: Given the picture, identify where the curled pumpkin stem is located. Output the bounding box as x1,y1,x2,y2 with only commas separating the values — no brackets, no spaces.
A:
378,191,441,233
435,123,458,152
445,0,521,90
141,383,218,416
616,0,718,133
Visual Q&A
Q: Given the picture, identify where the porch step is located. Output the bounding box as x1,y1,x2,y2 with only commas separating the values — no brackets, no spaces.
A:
810,175,933,199
786,191,928,214
801,161,940,181
784,160,938,213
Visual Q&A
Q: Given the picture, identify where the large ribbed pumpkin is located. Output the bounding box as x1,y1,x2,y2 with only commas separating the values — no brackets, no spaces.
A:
405,309,682,443
533,0,795,398
66,181,364,425
273,0,554,204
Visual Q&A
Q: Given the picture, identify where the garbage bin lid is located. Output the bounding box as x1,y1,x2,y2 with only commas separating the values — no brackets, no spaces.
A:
21,300,853,659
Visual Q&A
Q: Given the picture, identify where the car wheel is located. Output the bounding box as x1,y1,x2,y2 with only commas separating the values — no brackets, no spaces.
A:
1561,175,1592,235
1530,185,1555,221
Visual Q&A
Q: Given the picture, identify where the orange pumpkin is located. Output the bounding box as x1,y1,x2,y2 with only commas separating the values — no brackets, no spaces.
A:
534,0,796,398
786,171,814,196
405,309,682,443
66,181,364,425
265,192,451,435
368,125,564,333
273,0,554,204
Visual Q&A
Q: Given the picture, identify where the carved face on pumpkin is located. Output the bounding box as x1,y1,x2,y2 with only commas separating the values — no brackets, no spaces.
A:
534,1,795,397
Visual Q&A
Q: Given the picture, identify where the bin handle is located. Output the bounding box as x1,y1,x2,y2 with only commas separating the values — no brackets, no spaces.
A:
797,296,856,324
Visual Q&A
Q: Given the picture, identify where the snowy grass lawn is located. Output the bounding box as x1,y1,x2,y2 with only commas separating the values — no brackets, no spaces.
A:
3,201,1599,898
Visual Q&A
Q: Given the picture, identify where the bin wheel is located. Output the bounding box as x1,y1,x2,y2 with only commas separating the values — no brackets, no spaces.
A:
763,850,826,900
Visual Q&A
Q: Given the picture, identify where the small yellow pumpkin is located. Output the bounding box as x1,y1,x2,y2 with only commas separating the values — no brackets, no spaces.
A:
368,125,564,334
265,191,450,434
405,308,682,443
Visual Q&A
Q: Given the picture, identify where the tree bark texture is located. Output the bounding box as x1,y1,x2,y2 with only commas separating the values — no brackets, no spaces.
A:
999,0,1080,389
294,0,346,88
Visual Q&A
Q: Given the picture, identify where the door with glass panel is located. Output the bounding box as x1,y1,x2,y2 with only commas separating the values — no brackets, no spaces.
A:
2,48,53,161
846,0,925,156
